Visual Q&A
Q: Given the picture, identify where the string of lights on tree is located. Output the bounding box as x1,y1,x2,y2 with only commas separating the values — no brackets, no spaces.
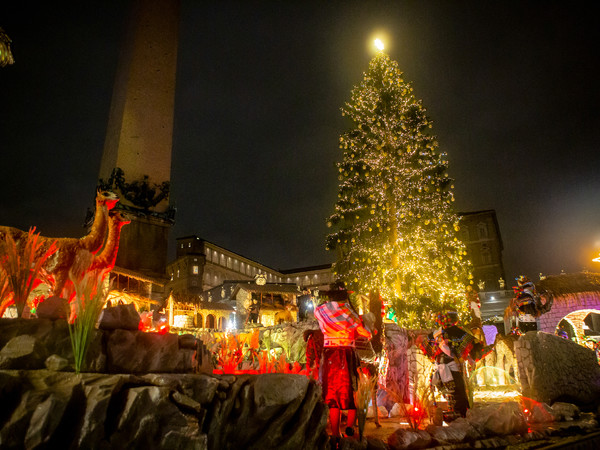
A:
326,43,472,328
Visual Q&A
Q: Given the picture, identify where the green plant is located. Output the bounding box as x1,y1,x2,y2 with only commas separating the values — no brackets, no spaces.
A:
0,228,57,317
68,269,110,373
356,368,378,439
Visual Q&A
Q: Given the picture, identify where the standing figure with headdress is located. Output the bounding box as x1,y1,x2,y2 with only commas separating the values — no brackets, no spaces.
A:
505,275,542,332
417,311,491,420
314,281,372,440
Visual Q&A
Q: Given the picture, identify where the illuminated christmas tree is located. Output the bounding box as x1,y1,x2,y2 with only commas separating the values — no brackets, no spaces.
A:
326,49,472,328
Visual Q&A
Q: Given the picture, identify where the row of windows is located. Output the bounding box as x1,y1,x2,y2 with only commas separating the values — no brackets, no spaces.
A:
172,246,334,287
204,246,283,282
461,222,491,242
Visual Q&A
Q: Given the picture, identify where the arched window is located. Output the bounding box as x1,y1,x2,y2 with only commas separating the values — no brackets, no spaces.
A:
196,313,203,328
461,227,470,242
481,244,492,265
218,316,225,330
206,314,216,329
477,222,489,239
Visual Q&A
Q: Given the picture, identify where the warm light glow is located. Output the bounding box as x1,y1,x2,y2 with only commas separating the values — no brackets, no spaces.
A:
374,38,384,51
593,254,600,263
327,51,472,328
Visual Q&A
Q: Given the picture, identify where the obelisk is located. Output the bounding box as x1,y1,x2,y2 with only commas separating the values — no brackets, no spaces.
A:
98,0,180,278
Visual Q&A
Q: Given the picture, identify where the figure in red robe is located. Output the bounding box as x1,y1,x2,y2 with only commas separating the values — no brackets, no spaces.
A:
314,283,371,439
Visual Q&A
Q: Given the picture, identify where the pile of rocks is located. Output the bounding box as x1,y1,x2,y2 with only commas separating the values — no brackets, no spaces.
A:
0,304,205,374
335,401,598,450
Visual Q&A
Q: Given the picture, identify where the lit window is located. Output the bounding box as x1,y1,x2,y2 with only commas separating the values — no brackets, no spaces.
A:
177,269,180,278
193,265,199,274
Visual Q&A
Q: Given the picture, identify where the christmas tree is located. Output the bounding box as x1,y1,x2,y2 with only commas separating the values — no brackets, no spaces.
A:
326,50,472,328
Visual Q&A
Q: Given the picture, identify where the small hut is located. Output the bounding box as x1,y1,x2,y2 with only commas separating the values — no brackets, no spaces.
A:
230,282,299,327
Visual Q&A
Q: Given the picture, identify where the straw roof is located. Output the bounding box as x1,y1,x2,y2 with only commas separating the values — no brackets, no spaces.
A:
536,272,600,296
231,282,300,297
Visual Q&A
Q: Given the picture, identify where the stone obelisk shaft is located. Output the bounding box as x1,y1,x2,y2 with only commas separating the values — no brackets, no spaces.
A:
99,0,180,278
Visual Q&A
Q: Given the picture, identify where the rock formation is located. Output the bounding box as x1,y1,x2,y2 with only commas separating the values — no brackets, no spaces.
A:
515,331,600,408
0,370,329,450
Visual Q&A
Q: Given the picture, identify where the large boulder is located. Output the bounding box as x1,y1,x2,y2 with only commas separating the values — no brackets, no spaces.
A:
206,374,328,450
0,371,86,449
466,402,527,436
0,334,47,369
387,429,432,450
36,296,69,320
515,331,600,408
550,402,580,421
106,329,187,373
98,303,141,330
108,385,204,449
0,318,54,349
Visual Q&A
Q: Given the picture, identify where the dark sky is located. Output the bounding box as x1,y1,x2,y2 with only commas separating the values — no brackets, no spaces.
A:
2,1,600,283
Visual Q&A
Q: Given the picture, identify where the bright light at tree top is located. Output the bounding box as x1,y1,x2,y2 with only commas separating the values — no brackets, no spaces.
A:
374,38,385,51
326,51,472,328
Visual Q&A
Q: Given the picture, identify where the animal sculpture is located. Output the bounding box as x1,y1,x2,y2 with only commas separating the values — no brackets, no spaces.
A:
0,189,119,298
90,210,131,272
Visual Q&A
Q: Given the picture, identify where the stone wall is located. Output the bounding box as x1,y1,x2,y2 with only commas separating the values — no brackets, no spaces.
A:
515,331,600,408
538,292,600,334
0,318,199,374
0,371,328,450
0,317,329,449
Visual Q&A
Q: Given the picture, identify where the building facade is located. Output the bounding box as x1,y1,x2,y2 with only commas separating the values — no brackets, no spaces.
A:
164,209,509,326
166,236,335,296
459,210,507,292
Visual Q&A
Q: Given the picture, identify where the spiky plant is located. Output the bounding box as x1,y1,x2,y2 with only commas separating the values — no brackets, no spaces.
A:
0,266,13,317
383,373,433,431
0,228,57,317
68,268,110,373
356,368,379,439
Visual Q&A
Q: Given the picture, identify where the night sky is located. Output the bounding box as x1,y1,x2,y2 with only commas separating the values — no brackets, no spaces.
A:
2,1,599,283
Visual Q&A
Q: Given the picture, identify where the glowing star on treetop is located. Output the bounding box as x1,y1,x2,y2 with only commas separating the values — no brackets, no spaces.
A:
374,39,385,51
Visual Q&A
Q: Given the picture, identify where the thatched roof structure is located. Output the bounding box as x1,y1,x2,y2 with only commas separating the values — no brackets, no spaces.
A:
231,282,300,297
536,272,600,297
